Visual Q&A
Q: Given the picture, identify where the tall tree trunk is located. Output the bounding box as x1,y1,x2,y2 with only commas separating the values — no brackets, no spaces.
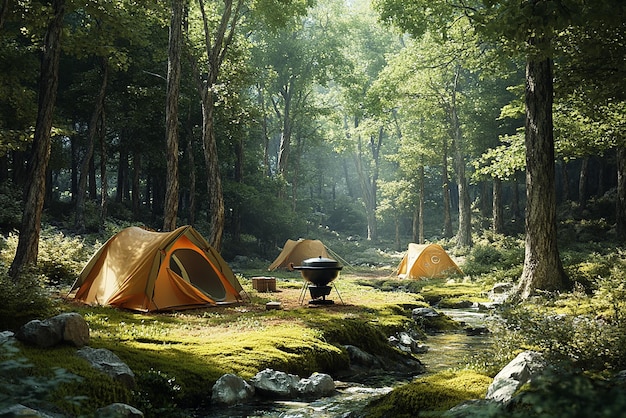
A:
258,84,271,176
451,67,472,248
442,137,453,238
560,159,570,202
116,140,129,203
99,110,108,227
0,0,8,30
200,96,225,249
163,0,183,232
277,78,293,179
517,55,569,299
616,146,626,241
597,157,606,197
492,178,503,234
418,162,425,244
354,127,383,242
70,138,78,201
186,124,196,226
132,151,141,217
195,0,242,250
75,59,108,231
9,0,65,279
578,156,589,210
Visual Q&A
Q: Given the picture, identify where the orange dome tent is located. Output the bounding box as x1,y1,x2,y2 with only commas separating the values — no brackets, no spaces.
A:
268,239,329,271
396,243,463,279
69,226,243,312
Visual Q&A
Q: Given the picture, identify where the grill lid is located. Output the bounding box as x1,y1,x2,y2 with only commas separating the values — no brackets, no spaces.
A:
298,256,342,269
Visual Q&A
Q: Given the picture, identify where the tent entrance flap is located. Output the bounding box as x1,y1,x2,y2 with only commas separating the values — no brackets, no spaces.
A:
170,249,227,302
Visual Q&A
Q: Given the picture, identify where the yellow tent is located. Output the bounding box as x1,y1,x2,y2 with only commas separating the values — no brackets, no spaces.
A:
396,243,463,279
268,239,329,270
69,225,243,312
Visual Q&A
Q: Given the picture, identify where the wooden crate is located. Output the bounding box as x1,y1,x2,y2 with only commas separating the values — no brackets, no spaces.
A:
251,277,277,292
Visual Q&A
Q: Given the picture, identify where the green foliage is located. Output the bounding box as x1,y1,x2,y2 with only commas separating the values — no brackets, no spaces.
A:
363,370,491,418
326,196,368,236
133,369,184,418
0,271,57,331
510,368,626,418
449,368,626,418
0,180,23,233
19,344,133,416
485,293,626,374
0,339,85,414
463,235,524,278
35,227,91,285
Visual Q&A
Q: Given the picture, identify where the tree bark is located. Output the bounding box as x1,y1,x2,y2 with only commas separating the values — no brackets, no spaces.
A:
9,0,65,279
132,151,141,217
195,0,242,250
354,127,382,242
578,156,589,210
418,162,425,244
492,177,503,234
560,159,570,202
616,146,626,241
277,78,294,178
99,109,108,227
186,121,196,226
517,55,569,299
163,0,183,232
451,67,472,248
442,137,453,238
75,59,108,231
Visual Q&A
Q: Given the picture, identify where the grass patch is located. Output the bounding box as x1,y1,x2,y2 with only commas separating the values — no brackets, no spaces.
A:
363,370,492,418
419,280,491,307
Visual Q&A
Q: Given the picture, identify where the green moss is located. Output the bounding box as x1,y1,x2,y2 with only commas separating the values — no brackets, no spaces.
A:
364,370,492,418
420,281,490,307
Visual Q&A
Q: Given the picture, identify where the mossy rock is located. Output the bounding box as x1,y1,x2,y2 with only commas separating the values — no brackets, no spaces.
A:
363,370,492,418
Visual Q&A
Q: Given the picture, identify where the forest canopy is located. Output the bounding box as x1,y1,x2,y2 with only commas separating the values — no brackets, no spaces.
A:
0,0,624,289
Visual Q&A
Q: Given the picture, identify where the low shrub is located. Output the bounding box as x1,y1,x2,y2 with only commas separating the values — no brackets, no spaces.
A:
0,180,22,233
0,270,58,331
447,367,626,418
132,369,184,418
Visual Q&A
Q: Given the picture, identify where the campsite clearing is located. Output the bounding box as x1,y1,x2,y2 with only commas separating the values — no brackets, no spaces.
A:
44,270,488,415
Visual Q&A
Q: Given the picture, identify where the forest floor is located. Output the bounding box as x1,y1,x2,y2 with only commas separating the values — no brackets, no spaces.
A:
16,268,491,417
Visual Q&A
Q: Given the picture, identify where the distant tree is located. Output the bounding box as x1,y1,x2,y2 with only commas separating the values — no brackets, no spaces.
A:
9,0,65,279
163,0,184,232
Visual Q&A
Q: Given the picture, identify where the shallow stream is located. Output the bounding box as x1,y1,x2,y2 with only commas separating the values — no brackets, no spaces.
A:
200,308,493,417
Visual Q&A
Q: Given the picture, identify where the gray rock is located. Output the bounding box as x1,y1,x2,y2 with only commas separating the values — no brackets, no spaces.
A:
296,372,335,398
15,313,90,348
251,368,300,398
95,403,144,417
16,319,62,348
77,347,136,388
0,330,14,344
486,350,546,403
344,344,382,368
477,302,500,311
211,373,255,405
0,404,55,417
47,312,90,347
389,332,428,354
488,283,513,303
412,307,440,318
